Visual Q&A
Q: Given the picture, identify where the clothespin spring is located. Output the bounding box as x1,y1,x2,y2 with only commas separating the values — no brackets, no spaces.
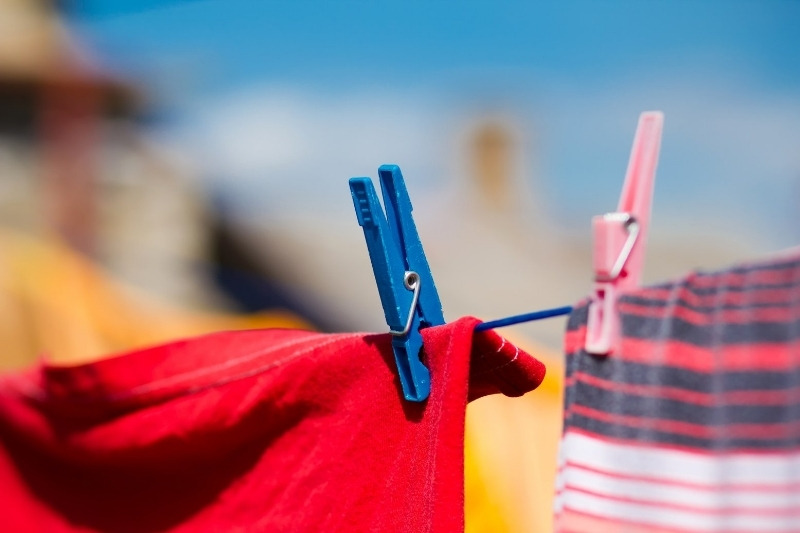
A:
595,213,640,283
389,271,421,336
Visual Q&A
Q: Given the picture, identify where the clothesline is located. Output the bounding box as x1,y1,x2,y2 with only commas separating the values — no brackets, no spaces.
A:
475,305,574,332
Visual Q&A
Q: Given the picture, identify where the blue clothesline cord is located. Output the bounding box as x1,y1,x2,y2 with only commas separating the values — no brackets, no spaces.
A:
475,305,574,332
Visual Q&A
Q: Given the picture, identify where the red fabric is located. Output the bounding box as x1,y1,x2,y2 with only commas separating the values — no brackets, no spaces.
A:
0,317,544,532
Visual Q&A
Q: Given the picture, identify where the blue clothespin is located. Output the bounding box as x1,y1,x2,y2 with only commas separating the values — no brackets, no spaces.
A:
350,165,445,402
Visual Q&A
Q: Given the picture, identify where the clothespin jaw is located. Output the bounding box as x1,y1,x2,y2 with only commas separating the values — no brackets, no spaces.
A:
585,111,663,355
350,165,444,402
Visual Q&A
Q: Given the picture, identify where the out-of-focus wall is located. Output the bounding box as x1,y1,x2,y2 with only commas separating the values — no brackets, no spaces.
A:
67,1,800,344
0,0,229,309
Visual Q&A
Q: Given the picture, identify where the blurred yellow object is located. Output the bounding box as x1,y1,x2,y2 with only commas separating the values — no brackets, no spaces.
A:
0,228,309,369
465,336,563,533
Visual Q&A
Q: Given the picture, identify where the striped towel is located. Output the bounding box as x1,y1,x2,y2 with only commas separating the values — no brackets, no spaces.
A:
556,249,800,532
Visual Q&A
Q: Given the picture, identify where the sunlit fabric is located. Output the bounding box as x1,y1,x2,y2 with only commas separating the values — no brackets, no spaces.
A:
557,249,800,532
0,318,544,532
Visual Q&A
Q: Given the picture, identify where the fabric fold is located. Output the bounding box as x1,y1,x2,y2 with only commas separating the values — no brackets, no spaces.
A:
0,316,544,532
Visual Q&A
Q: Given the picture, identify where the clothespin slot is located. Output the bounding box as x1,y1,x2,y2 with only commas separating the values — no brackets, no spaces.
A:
585,111,663,355
350,165,445,402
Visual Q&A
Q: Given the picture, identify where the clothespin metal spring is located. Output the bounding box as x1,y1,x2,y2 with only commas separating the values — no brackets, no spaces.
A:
389,271,421,337
594,213,640,283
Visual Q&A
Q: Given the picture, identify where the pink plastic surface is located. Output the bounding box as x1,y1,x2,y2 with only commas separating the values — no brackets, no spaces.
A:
585,111,664,355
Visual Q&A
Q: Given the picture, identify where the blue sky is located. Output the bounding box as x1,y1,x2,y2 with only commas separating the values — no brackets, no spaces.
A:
75,1,800,95
71,1,800,254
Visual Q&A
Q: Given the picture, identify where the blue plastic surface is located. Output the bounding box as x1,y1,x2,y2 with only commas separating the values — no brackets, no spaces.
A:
350,165,445,402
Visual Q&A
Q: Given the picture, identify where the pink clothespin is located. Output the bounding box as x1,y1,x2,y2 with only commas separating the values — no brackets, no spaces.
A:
585,111,664,355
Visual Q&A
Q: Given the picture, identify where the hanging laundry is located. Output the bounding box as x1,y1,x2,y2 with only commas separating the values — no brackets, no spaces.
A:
0,316,544,532
556,249,800,532
0,228,538,531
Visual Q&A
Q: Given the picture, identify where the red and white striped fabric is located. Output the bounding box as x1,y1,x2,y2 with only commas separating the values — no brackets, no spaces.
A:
556,249,800,532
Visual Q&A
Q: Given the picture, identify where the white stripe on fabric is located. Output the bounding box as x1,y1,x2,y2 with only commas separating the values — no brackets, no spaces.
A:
561,467,800,509
562,492,800,532
560,431,800,486
554,444,567,513
557,431,800,531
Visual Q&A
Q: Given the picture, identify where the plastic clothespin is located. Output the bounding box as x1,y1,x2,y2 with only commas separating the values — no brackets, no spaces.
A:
585,111,664,355
350,165,445,402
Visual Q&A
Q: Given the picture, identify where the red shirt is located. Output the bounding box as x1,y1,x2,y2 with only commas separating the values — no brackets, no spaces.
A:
0,317,544,532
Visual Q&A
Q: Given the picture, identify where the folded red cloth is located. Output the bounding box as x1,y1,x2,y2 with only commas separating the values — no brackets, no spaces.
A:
0,316,544,532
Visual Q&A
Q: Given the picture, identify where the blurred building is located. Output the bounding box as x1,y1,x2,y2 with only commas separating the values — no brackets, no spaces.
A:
0,0,225,309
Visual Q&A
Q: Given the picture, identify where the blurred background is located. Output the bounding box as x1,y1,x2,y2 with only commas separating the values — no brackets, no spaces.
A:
0,0,798,530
